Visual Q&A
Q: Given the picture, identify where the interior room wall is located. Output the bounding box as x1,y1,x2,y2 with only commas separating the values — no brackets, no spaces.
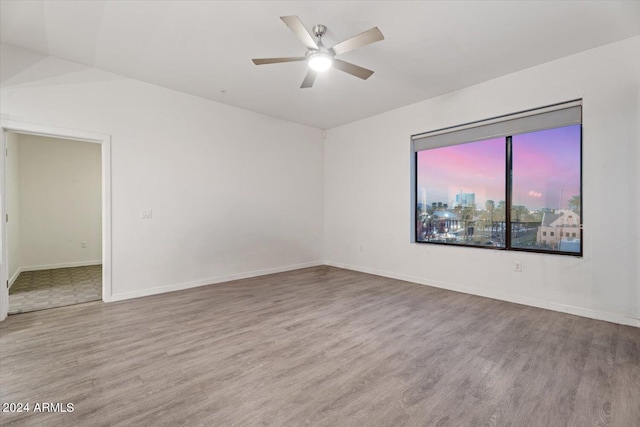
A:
324,36,640,326
0,43,324,301
2,37,637,326
6,131,20,284
16,133,102,271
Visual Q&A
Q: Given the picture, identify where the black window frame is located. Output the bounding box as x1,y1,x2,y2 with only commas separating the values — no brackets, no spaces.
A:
411,100,583,257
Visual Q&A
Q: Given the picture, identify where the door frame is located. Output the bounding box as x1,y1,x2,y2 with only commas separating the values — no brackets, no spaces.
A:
0,120,112,320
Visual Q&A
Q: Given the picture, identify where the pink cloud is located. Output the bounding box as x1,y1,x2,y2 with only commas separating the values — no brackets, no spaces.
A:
417,125,581,210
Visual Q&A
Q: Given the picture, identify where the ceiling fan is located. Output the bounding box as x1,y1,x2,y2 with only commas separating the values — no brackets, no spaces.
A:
252,16,384,88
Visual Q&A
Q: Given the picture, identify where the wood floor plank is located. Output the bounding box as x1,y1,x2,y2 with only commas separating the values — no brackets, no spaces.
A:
610,325,640,426
568,341,616,427
1,266,638,426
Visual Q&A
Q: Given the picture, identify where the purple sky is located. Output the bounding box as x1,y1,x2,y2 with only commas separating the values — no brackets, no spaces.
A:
417,125,581,210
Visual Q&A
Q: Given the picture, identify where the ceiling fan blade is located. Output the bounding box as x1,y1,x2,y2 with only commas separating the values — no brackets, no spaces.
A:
333,59,374,80
300,70,317,88
252,57,307,65
331,27,384,56
280,16,318,50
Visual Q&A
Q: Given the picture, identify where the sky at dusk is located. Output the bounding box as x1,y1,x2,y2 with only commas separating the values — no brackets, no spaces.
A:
417,125,581,210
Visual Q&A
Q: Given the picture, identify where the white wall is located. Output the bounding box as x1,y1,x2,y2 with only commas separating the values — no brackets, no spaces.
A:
0,43,324,300
6,131,20,283
1,38,637,326
15,133,102,271
324,36,640,326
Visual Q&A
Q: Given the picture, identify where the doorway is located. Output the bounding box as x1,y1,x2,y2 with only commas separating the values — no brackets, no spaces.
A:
0,121,112,320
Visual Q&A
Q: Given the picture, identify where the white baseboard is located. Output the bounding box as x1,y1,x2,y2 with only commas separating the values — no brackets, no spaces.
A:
8,268,22,289
109,260,324,302
8,256,637,328
324,260,640,328
8,260,102,289
21,260,102,272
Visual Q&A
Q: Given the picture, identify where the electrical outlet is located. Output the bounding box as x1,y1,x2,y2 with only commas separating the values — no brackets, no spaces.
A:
360,245,364,252
141,209,153,219
514,261,522,272
81,241,87,248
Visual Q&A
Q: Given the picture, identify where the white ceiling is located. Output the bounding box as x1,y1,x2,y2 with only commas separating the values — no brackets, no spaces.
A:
1,1,639,129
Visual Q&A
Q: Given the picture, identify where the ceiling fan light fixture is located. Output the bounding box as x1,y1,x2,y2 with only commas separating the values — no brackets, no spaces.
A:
308,52,332,72
252,16,384,87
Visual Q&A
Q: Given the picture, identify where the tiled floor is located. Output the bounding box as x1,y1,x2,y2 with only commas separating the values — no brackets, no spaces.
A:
8,265,102,314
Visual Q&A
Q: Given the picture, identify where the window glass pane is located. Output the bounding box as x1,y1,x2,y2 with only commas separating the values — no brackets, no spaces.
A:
511,125,581,253
416,138,506,247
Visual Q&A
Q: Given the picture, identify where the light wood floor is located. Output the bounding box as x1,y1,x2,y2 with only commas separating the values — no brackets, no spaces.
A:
1,266,638,426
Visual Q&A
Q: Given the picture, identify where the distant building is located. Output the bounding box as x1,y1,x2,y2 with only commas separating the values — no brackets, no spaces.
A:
537,209,580,251
454,192,475,207
419,210,460,240
559,239,581,252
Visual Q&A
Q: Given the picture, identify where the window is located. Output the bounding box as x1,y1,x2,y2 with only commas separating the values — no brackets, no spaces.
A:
416,138,505,247
412,100,582,256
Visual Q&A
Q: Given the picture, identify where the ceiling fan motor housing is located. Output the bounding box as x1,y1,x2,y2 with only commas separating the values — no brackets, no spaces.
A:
312,25,327,38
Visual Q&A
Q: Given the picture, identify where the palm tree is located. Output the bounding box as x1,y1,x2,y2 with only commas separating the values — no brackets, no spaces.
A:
486,200,495,236
494,201,506,221
485,200,495,213
493,201,506,241
568,195,581,215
